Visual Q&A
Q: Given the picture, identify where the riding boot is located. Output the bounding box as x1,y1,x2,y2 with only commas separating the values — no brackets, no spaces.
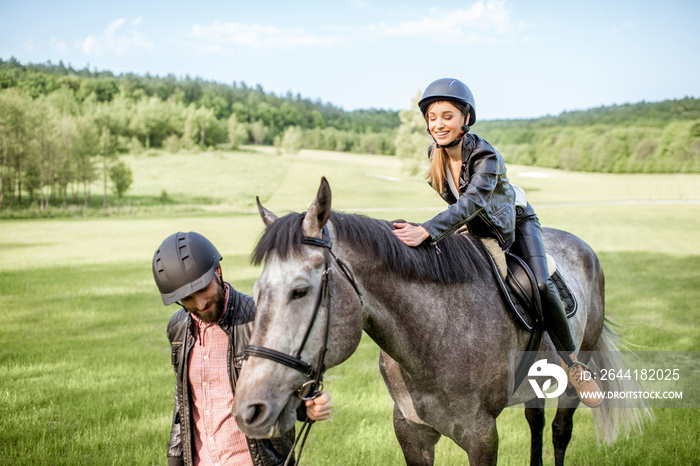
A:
540,278,575,353
511,204,602,407
542,279,603,407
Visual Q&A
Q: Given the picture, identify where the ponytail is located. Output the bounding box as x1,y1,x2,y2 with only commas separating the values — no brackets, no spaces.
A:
427,145,448,193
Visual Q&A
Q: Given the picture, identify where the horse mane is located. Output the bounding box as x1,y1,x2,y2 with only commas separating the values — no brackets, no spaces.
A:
251,211,490,285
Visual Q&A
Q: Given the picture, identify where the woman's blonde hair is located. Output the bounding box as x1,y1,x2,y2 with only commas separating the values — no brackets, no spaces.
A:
424,101,468,193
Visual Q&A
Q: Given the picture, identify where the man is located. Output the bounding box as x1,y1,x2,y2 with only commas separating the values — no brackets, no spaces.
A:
152,231,332,466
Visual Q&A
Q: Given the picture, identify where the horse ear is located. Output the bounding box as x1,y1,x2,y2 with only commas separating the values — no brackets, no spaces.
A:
257,196,279,227
302,177,332,237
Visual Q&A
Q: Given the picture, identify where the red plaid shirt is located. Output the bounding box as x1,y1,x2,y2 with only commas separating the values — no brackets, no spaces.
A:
189,285,253,466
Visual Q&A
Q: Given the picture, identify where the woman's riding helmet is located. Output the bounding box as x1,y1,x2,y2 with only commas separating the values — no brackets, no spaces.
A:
418,78,477,125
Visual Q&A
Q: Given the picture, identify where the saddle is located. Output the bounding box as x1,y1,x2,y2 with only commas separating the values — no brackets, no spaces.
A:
479,238,577,331
478,238,578,391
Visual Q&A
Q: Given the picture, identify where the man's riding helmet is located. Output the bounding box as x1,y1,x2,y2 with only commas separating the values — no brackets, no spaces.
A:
152,231,223,305
418,78,477,123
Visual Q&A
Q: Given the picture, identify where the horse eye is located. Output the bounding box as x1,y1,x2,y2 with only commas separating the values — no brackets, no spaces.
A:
291,287,309,300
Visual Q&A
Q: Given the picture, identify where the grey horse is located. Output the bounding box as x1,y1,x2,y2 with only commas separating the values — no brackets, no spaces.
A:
233,178,650,465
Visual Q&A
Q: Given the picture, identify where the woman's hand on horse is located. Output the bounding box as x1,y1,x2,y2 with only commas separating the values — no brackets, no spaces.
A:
305,391,333,421
392,222,430,247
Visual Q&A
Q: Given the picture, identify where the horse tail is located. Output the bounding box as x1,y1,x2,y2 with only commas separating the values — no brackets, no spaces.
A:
587,319,655,445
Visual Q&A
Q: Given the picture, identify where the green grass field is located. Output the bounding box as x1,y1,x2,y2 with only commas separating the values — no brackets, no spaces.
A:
1,147,699,465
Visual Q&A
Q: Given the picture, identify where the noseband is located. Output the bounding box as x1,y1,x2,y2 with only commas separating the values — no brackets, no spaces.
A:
243,225,362,465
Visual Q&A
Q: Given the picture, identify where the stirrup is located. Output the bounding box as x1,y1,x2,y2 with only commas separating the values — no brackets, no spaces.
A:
565,360,595,378
565,360,603,407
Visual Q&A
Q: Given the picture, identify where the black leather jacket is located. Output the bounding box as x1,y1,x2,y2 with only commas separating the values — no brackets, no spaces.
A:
166,282,297,466
422,133,516,248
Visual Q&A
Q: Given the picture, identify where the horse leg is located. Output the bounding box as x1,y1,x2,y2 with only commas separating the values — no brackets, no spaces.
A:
453,412,499,466
552,396,579,466
392,404,441,466
525,398,545,466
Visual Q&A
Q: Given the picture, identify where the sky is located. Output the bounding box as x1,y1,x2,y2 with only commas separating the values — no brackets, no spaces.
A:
1,0,698,120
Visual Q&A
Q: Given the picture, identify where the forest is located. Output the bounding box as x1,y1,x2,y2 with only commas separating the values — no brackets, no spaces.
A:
398,94,700,175
0,58,398,211
476,98,700,173
1,57,699,213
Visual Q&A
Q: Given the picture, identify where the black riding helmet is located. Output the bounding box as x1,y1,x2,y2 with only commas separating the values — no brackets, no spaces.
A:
418,78,477,123
419,78,476,148
152,231,223,305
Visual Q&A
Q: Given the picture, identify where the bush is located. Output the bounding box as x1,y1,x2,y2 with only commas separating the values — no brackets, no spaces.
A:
127,136,145,155
159,190,173,204
109,160,133,199
281,126,303,154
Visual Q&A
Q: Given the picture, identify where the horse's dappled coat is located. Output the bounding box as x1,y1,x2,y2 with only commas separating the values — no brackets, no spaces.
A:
236,179,652,466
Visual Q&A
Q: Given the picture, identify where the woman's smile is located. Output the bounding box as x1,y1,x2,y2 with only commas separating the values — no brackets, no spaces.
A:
427,101,465,144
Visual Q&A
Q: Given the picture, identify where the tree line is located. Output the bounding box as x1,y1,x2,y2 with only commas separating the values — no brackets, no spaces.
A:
2,57,699,213
0,58,398,211
0,57,399,143
476,98,700,173
397,93,700,175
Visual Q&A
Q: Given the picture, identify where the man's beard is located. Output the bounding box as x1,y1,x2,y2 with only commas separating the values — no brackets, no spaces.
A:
185,283,226,323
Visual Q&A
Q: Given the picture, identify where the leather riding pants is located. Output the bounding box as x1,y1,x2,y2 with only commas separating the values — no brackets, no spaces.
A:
509,204,575,353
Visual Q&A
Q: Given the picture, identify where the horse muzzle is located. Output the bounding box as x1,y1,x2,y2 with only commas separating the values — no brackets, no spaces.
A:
233,392,298,439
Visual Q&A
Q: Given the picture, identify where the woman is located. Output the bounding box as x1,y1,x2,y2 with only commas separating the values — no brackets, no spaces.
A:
392,78,602,407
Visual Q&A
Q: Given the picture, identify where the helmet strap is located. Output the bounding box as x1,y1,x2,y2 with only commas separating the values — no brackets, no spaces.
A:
437,137,462,149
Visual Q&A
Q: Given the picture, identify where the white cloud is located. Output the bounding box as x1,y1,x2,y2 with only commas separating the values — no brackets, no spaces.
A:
50,36,68,54
81,35,99,55
22,38,37,52
105,18,126,36
614,21,636,33
349,0,369,8
185,0,513,55
78,18,153,57
188,21,344,53
378,0,513,43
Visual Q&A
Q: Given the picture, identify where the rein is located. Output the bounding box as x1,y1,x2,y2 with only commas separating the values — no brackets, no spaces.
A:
244,225,362,465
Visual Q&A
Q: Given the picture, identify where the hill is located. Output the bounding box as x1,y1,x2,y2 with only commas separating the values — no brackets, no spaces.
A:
1,57,699,215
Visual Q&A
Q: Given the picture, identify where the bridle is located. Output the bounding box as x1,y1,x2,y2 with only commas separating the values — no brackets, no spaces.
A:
244,225,362,465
